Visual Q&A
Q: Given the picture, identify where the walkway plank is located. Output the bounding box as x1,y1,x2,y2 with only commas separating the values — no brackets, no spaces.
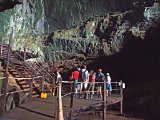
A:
0,94,122,120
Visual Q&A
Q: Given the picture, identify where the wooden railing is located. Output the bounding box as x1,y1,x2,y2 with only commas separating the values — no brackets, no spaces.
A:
61,80,125,120
0,43,53,115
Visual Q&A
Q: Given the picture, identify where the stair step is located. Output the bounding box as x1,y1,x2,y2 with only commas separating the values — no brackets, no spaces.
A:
12,73,20,75
32,94,40,98
9,69,17,72
2,50,8,52
19,72,31,75
1,51,8,53
16,66,26,69
23,88,30,91
22,71,33,75
16,80,28,83
32,90,38,94
0,55,7,58
20,83,29,86
21,86,30,89
23,89,39,94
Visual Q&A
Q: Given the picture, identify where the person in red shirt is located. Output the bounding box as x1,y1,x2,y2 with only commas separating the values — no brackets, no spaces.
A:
71,68,80,97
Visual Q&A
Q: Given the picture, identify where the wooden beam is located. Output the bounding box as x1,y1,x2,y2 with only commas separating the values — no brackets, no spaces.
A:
57,76,64,120
120,80,123,115
23,47,26,61
0,73,9,116
70,82,75,108
103,78,107,120
41,74,44,92
0,44,2,55
29,78,33,98
0,28,12,115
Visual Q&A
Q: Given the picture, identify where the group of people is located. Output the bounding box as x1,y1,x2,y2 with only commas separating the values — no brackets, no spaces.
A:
70,65,112,99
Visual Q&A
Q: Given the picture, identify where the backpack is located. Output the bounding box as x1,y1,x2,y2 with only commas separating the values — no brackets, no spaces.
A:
79,69,87,82
96,72,105,82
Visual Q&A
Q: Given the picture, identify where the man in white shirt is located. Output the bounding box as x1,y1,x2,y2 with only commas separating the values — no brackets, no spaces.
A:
79,65,89,99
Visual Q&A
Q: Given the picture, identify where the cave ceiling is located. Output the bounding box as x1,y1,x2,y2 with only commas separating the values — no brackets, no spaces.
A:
0,0,159,63
0,0,155,32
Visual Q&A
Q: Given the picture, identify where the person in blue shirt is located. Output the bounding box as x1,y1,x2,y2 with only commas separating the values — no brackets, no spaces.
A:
96,69,105,98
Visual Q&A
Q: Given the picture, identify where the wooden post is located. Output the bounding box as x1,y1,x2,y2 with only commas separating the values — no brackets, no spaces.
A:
41,74,44,92
51,73,55,96
120,80,123,115
24,47,26,61
116,81,118,94
70,81,75,108
103,78,107,120
0,44,2,55
0,73,9,116
0,28,12,116
57,77,64,120
29,78,33,98
54,74,57,118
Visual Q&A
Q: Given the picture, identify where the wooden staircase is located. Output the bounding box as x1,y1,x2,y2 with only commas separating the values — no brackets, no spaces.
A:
0,43,52,98
8,60,41,98
0,43,15,59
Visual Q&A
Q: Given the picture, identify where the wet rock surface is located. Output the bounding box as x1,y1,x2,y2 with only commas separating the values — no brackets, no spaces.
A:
48,3,160,119
1,1,160,119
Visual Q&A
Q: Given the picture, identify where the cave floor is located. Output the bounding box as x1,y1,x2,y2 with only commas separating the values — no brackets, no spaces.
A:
0,94,142,120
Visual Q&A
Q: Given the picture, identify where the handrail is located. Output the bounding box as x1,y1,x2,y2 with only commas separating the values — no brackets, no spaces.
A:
0,86,38,97
0,43,44,76
61,80,124,99
0,76,42,80
13,51,44,75
26,51,53,78
62,81,121,84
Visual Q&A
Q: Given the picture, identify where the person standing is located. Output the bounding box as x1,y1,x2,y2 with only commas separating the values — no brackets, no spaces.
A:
87,70,96,99
79,65,89,99
70,68,80,97
50,72,56,96
96,69,105,98
106,73,112,96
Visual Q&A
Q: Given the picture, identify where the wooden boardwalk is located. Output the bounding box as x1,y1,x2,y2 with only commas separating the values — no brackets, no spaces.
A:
0,43,124,120
0,94,122,120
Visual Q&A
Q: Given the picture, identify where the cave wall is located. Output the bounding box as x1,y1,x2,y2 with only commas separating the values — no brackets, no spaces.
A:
0,0,155,43
87,4,160,83
0,0,45,59
0,0,158,63
45,2,160,62
44,0,155,31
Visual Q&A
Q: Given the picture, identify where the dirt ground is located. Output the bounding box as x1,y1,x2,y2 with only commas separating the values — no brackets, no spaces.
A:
76,111,144,120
